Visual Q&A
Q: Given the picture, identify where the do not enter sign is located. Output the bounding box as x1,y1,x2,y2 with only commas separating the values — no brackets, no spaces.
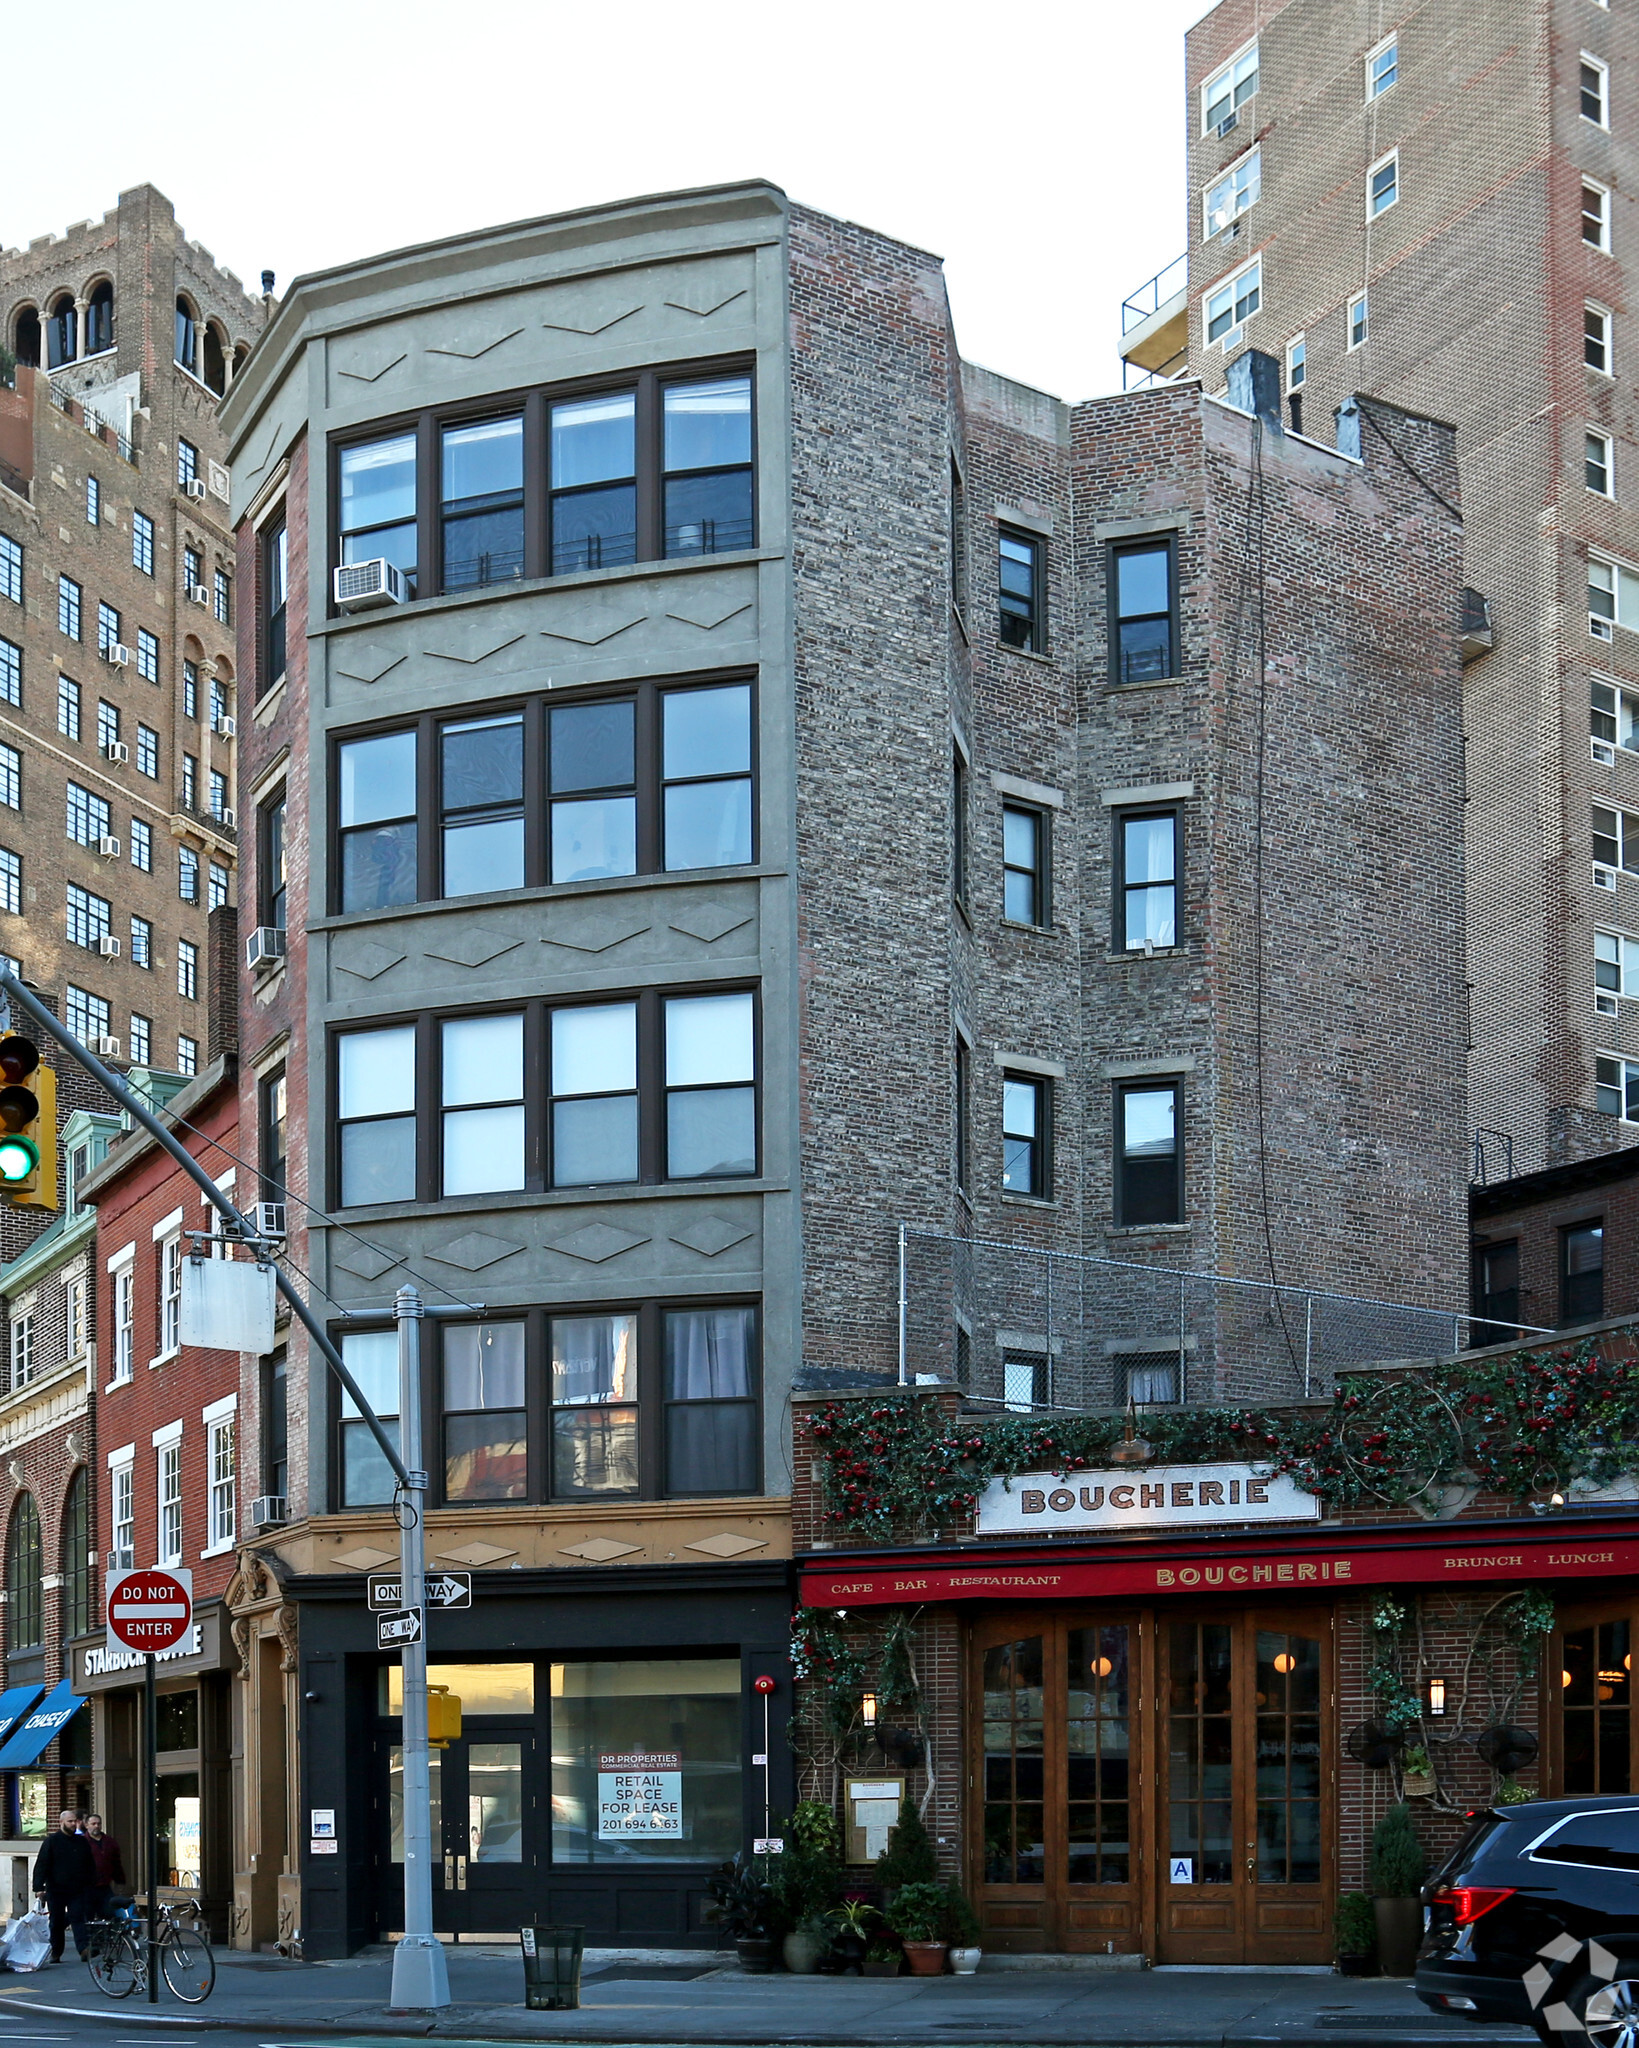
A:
105,1566,193,1652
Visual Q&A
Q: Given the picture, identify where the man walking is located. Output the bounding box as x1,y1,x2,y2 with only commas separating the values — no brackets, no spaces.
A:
83,1813,125,1923
32,1809,94,1963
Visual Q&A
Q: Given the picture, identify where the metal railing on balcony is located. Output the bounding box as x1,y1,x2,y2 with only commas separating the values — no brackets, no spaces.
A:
47,378,136,464
895,1225,1550,1411
1121,253,1189,335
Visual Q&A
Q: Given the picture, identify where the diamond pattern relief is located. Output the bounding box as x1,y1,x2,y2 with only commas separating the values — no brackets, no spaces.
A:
541,919,650,954
428,1231,525,1271
668,1216,755,1259
424,930,527,969
664,290,749,319
425,632,526,666
333,1545,398,1570
541,303,644,336
333,940,407,981
337,350,408,384
435,1539,517,1566
685,1531,768,1558
668,907,753,945
426,326,523,360
539,609,648,646
559,1537,643,1562
333,643,406,685
544,1222,650,1264
332,1241,404,1282
665,600,754,632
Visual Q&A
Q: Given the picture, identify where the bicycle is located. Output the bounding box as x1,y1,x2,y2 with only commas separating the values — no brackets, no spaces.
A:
85,1897,215,2002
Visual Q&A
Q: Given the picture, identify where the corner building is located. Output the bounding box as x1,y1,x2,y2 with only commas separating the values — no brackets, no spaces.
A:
219,185,1468,1954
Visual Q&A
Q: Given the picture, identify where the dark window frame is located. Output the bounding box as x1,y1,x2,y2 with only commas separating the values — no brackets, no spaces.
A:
260,1065,287,1202
1561,1219,1606,1325
327,353,758,612
1001,1070,1051,1201
1114,804,1182,952
1108,535,1180,685
1002,801,1051,928
263,1347,289,1499
5,1491,41,1653
329,984,762,1211
1114,1075,1184,1227
998,525,1045,653
60,1467,90,1641
259,789,287,930
1471,1238,1521,1345
329,1296,762,1511
328,669,757,915
954,1037,971,1195
261,516,288,692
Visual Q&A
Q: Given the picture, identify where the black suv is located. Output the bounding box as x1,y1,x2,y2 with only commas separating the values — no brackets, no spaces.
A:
1415,1795,1639,2046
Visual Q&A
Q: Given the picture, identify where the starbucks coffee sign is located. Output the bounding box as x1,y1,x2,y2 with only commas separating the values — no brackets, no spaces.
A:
976,1462,1320,1536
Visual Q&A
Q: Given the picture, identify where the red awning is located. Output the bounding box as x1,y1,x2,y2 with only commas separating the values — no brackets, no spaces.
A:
798,1515,1639,1608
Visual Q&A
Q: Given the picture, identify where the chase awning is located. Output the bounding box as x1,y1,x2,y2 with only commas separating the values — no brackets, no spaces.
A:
0,1684,42,1748
0,1681,85,1768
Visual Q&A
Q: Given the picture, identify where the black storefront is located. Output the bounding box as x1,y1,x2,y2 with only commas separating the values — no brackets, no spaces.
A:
293,1559,793,1956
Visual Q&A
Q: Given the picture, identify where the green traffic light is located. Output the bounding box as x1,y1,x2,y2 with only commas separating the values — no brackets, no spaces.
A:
0,1134,38,1183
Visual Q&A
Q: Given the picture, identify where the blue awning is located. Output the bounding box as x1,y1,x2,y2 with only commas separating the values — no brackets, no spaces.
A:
0,1681,85,1768
0,1684,42,1747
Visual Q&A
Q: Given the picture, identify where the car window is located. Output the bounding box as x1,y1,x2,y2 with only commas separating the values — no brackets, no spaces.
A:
1532,1809,1639,1872
1430,1812,1513,1888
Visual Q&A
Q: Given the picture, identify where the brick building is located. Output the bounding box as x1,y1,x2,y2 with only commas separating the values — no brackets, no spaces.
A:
1472,1145,1639,1338
216,181,1468,1957
1128,0,1639,1178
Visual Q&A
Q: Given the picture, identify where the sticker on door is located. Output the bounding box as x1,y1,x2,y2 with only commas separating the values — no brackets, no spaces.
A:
1170,1857,1195,1884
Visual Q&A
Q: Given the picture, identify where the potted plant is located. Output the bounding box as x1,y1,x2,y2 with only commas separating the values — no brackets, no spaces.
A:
768,1809,843,1973
832,1899,878,1974
1400,1745,1434,1798
863,1936,903,1978
1335,1891,1377,1977
1495,1779,1536,1805
1370,1803,1428,1977
706,1854,777,1973
885,1878,950,1975
874,1795,939,1902
944,1881,983,1975
782,1908,835,1976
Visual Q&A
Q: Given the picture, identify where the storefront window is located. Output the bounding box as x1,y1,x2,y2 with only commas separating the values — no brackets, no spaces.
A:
469,1741,523,1862
550,1658,739,1866
156,1690,199,1751
1562,1619,1632,1791
15,1772,47,1836
384,1662,534,1717
158,1774,201,1887
389,1747,442,1863
982,1636,1045,1882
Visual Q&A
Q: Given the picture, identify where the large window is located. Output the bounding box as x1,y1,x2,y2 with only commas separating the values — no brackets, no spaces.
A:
1118,809,1179,949
61,1469,90,1642
66,782,110,847
335,365,755,603
5,1494,40,1654
443,1323,527,1502
334,677,754,911
1203,42,1258,130
1116,1078,1183,1226
1110,539,1177,683
335,990,757,1208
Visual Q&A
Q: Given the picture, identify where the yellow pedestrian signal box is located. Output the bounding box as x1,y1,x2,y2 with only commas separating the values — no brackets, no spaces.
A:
0,1039,55,1210
428,1686,462,1749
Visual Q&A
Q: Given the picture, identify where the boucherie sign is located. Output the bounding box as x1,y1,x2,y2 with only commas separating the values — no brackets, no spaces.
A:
976,1462,1320,1535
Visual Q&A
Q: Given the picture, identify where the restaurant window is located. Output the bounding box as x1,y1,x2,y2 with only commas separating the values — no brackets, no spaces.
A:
1561,1222,1605,1323
1559,1618,1631,1792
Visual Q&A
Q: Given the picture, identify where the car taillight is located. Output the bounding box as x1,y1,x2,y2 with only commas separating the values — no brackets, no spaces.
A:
1432,1886,1516,1926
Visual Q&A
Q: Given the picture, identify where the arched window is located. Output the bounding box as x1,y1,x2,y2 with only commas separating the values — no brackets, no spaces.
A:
84,281,114,357
46,293,76,370
175,296,197,375
232,342,252,380
60,1470,89,1641
202,322,227,397
12,307,40,370
6,1493,42,1653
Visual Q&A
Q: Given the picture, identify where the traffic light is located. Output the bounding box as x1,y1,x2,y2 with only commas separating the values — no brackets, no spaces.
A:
427,1685,462,1749
0,1038,55,1210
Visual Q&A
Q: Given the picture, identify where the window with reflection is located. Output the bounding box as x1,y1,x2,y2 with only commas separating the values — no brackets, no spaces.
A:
339,433,418,593
663,377,753,557
665,1305,757,1494
337,1025,417,1205
551,1002,638,1187
663,683,752,869
339,1329,400,1507
1118,810,1178,950
338,730,418,911
983,1636,1045,1882
443,1323,527,1502
550,697,635,882
1168,1620,1232,1883
1116,1079,1181,1226
1111,540,1177,683
1254,1629,1321,1883
1561,1619,1632,1792
1067,1624,1131,1883
552,1313,638,1496
442,416,524,589
665,991,756,1178
442,1013,525,1196
443,714,524,894
551,392,636,573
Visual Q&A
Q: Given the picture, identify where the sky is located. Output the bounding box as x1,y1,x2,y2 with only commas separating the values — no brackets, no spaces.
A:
3,0,1212,405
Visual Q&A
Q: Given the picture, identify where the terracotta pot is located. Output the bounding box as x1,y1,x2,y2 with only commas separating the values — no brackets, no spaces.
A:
736,1936,777,1974
1374,1895,1424,1978
903,1941,948,1976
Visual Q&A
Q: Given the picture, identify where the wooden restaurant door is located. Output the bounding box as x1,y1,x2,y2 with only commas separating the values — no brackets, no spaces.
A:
973,1605,1332,1963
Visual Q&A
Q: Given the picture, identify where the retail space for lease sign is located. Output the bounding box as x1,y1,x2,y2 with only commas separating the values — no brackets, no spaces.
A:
976,1462,1321,1535
597,1751,683,1838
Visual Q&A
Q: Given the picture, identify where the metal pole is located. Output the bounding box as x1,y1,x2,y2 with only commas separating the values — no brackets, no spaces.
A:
145,1652,158,2004
897,1223,907,1386
1304,1295,1314,1399
389,1284,447,2011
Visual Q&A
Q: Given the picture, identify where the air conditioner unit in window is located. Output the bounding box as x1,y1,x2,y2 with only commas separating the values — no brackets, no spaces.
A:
89,1035,120,1058
97,834,121,859
246,926,286,971
106,1547,134,1572
1593,617,1615,642
1598,990,1620,1017
1216,112,1240,138
1594,737,1618,767
333,558,406,613
251,1494,288,1529
217,715,237,737
98,934,121,958
102,740,129,763
184,477,208,502
1595,862,1619,891
185,583,211,607
104,642,131,667
252,1201,287,1240
218,807,236,829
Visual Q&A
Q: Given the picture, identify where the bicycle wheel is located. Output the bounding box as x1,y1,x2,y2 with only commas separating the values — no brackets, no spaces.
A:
160,1927,215,2003
87,1926,140,1999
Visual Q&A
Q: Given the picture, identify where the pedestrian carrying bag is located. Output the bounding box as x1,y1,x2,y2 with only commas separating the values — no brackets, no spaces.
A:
2,1909,51,1971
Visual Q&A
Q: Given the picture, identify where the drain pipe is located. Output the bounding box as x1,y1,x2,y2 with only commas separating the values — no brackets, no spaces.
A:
898,1222,908,1385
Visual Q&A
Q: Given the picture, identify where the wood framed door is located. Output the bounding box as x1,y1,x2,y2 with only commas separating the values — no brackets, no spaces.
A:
1549,1601,1639,1795
1157,1609,1330,1964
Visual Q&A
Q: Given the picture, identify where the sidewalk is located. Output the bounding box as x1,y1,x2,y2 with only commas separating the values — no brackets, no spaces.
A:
0,1944,1537,2045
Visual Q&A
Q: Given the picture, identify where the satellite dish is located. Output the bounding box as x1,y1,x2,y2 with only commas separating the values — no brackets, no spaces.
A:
1475,1725,1538,1774
1346,1722,1401,1769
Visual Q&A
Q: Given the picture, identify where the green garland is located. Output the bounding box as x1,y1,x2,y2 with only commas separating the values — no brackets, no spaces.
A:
805,1340,1639,1540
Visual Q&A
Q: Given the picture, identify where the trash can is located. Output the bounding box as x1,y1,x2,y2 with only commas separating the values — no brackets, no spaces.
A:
521,1924,585,2010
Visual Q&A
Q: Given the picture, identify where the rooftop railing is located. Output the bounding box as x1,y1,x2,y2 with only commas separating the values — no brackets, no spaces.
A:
1121,253,1189,335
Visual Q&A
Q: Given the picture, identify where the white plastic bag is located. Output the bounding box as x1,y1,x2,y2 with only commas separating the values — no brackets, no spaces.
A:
3,1908,51,1971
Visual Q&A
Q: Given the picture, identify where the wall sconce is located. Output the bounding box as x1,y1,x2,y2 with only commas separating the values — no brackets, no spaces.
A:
860,1691,878,1728
1427,1677,1446,1717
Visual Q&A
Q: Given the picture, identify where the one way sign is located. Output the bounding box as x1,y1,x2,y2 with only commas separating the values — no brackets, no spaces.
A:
367,1572,473,1612
377,1608,423,1649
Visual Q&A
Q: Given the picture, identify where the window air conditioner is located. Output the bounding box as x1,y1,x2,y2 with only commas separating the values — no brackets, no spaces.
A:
106,1547,134,1572
90,1035,121,1058
98,834,121,859
333,558,406,613
218,807,236,829
251,1494,288,1529
185,584,211,607
252,1201,287,1240
217,715,237,737
1593,617,1615,642
97,935,121,958
246,926,286,970
184,477,208,502
1594,738,1618,767
1216,112,1240,138
1595,862,1619,892
1598,990,1620,1017
103,740,129,763
104,642,131,667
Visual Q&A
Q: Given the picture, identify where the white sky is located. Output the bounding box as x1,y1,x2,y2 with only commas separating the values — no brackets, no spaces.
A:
3,0,1211,406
